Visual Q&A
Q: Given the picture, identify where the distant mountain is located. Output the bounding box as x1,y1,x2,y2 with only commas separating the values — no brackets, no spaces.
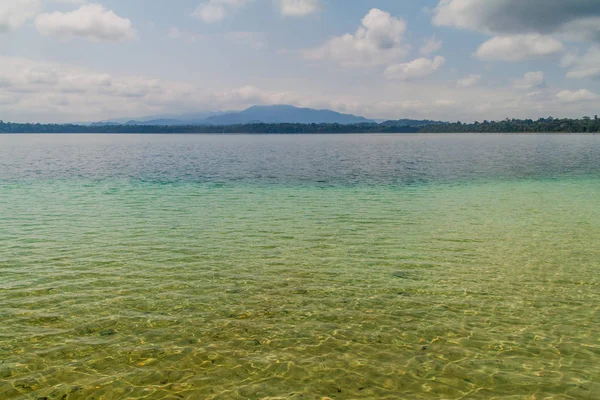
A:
125,119,184,126
204,105,374,125
95,111,227,126
90,121,121,126
91,105,374,126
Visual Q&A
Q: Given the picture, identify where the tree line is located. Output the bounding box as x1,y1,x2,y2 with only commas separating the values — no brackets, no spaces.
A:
0,121,418,134
1,117,599,134
420,117,600,133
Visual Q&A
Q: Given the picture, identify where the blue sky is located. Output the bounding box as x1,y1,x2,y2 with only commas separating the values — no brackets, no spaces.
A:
1,0,600,122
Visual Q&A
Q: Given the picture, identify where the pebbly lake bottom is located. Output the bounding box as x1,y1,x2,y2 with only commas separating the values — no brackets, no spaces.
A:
1,177,599,400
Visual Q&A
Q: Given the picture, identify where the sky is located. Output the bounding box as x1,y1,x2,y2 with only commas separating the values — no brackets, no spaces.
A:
1,0,600,123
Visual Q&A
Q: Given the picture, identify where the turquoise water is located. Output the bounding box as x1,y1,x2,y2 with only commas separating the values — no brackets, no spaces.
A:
1,134,599,399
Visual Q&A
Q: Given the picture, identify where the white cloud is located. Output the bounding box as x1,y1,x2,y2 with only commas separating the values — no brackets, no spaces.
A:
25,66,60,85
514,71,546,89
559,17,600,43
192,0,250,23
169,27,265,49
435,99,457,107
35,4,134,41
0,0,42,32
560,51,580,68
278,0,319,17
304,8,408,68
385,56,445,80
563,47,600,79
556,89,598,103
0,1,94,34
1,56,346,122
168,27,186,40
475,34,564,61
568,67,600,80
420,35,443,56
457,74,481,87
193,3,226,22
3,55,600,124
51,0,87,4
193,0,318,22
225,31,265,49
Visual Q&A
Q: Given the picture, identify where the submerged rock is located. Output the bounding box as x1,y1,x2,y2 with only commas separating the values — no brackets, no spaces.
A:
0,366,11,378
14,377,40,390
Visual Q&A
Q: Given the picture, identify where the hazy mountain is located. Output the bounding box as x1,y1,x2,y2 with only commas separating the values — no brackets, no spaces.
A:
95,111,227,126
125,119,185,126
92,105,374,126
204,105,373,125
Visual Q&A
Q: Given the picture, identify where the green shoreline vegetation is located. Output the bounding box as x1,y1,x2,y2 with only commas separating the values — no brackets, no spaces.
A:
1,116,600,134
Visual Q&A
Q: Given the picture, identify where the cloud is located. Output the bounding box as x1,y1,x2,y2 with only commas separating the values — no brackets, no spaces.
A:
0,56,316,122
420,35,443,56
224,31,265,49
25,66,60,85
457,74,481,87
192,0,250,23
432,0,600,42
563,47,600,79
169,27,265,49
35,4,135,41
278,0,319,17
304,8,408,68
560,51,580,68
560,17,600,43
168,27,188,40
514,71,546,89
0,57,111,96
3,55,600,124
556,89,598,103
433,1,600,69
51,0,87,4
385,56,445,80
475,34,564,61
192,0,318,21
0,0,42,32
193,3,226,22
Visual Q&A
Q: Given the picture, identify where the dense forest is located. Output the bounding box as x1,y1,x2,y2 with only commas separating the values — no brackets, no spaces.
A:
1,117,599,134
0,121,418,134
421,117,600,133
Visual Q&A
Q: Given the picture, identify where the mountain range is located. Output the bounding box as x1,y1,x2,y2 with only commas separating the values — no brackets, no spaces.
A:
94,105,374,126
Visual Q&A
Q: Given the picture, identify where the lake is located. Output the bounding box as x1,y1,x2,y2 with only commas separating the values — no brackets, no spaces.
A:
1,134,599,399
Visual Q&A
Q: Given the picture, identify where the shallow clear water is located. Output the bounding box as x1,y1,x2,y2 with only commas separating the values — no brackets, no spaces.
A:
1,134,599,399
